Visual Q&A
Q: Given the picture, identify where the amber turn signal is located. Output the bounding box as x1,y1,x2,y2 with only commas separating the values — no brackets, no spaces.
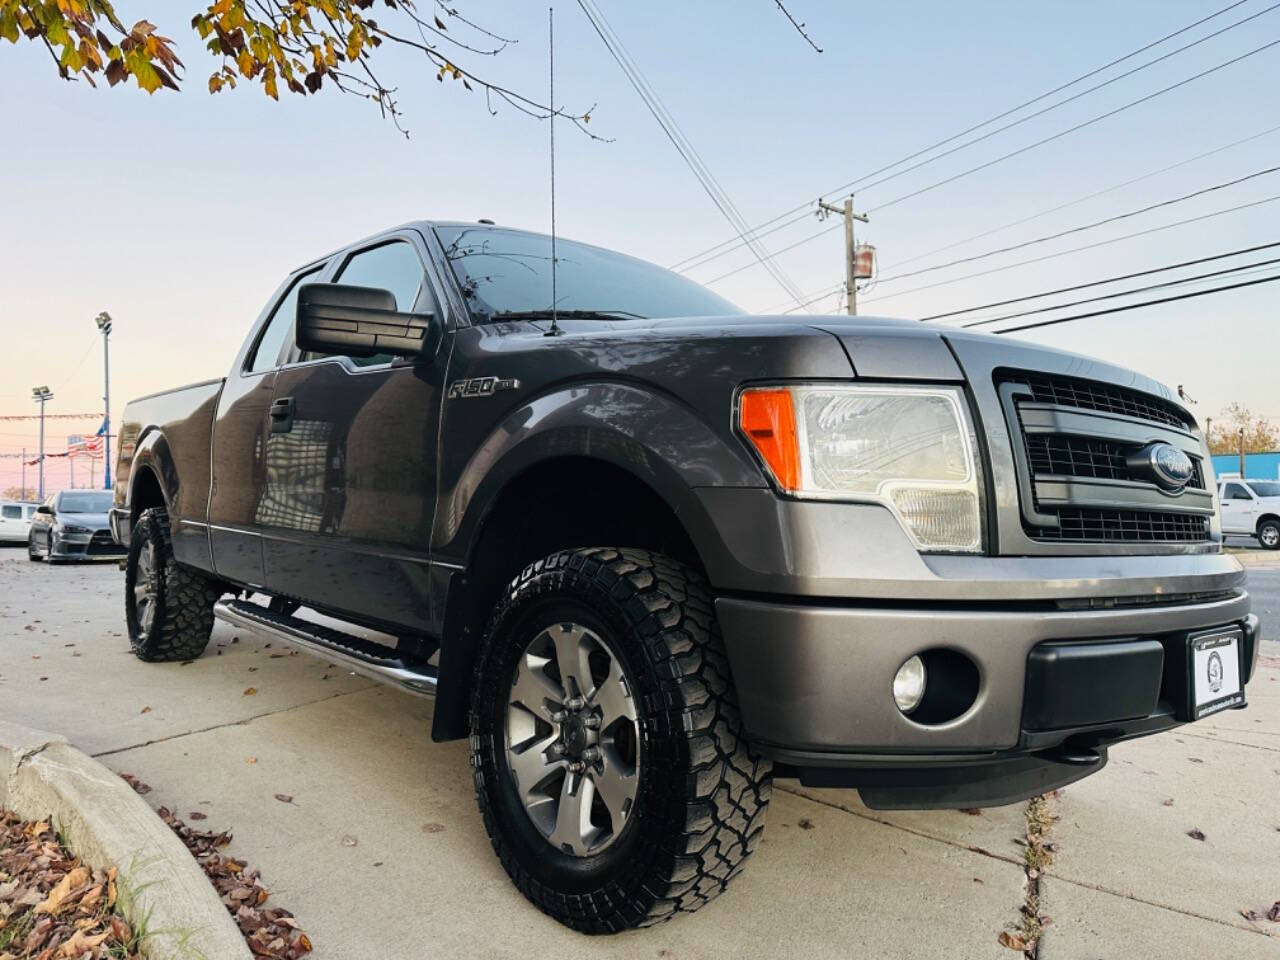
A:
739,388,800,492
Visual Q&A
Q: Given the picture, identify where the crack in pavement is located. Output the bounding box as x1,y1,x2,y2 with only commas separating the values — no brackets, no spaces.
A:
89,684,378,759
775,784,1024,866
1177,729,1280,753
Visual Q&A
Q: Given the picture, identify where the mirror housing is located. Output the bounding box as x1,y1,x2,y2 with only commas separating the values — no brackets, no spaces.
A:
36,504,53,515
296,283,441,359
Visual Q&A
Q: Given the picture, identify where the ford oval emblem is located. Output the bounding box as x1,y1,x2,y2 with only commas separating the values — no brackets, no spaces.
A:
1131,442,1195,491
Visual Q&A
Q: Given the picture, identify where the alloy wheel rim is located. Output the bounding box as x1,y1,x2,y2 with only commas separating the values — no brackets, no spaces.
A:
134,542,159,636
1264,526,1279,547
505,621,640,857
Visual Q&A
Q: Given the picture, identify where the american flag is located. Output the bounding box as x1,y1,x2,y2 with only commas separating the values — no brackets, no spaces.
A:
67,434,104,458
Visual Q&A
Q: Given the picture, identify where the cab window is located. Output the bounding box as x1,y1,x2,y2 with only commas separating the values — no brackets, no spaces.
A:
1,505,20,520
1222,482,1252,500
300,240,427,368
248,267,324,374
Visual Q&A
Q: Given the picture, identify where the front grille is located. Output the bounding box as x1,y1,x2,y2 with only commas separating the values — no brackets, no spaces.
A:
1025,434,1205,489
997,369,1212,546
1033,508,1209,543
88,531,124,555
1007,371,1190,429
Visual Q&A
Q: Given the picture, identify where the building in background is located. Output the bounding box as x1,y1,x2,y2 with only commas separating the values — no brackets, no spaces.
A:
1212,451,1280,480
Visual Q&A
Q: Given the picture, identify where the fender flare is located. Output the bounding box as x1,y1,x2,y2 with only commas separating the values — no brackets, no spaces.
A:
126,428,180,520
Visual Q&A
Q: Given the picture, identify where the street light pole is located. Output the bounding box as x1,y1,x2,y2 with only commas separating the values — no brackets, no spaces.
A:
95,312,113,492
31,386,53,500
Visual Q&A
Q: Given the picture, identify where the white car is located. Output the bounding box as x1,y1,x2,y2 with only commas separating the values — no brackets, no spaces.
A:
1218,479,1280,549
0,500,38,544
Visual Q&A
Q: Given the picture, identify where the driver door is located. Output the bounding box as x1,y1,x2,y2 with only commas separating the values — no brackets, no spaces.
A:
258,231,449,633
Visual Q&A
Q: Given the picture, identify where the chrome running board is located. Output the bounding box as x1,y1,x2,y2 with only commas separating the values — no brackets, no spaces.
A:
213,599,438,698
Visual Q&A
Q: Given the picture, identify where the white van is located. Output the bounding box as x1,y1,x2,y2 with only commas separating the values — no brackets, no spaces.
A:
0,500,38,544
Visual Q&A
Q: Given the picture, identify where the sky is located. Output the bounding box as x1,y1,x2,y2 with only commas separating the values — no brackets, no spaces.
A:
1,0,1278,495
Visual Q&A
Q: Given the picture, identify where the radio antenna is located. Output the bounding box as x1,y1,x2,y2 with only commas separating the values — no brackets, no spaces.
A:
545,6,562,337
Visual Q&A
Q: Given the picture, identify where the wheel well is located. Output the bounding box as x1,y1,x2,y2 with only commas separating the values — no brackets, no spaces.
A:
431,456,705,741
1258,513,1280,532
130,466,165,521
466,457,703,619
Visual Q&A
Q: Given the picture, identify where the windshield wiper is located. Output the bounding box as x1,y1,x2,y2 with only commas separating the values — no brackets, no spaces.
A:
486,309,646,322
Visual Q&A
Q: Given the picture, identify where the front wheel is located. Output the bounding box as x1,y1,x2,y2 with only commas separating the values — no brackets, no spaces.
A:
27,537,41,561
1259,519,1280,550
470,548,771,933
126,508,223,662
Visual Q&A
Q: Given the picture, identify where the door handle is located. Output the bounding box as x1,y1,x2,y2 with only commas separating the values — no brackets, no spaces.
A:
269,396,294,434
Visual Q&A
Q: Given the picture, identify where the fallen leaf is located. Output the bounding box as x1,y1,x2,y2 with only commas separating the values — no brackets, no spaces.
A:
1186,827,1206,841
421,822,445,834
139,705,152,714
244,687,257,696
960,808,982,816
189,811,208,820
34,866,89,915
797,818,815,830
1241,909,1262,921
1268,900,1280,922
1162,798,1174,806
998,930,1030,951
274,794,293,804
341,834,358,847
246,757,258,764
1188,757,1204,764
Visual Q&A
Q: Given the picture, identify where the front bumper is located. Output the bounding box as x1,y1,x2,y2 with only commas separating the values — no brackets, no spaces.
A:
50,528,126,559
717,591,1258,808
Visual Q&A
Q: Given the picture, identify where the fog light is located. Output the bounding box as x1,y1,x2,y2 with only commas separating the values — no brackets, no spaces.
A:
893,655,926,714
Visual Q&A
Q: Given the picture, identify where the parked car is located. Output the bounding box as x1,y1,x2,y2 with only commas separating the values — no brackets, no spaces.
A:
28,489,123,562
1218,478,1280,549
110,221,1259,932
0,500,38,544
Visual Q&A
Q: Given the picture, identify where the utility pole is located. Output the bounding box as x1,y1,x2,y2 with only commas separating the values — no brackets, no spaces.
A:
95,312,113,491
1239,428,1247,479
21,449,25,501
31,386,53,500
817,195,869,315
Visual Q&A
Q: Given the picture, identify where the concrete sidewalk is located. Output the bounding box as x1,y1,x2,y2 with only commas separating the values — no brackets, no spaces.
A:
2,553,1277,958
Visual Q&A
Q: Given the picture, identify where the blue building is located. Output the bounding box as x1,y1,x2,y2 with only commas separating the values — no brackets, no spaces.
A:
1210,451,1280,480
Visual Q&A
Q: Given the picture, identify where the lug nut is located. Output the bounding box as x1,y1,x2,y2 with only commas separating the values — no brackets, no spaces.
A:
583,714,601,730
566,696,586,710
568,761,585,773
582,746,601,763
550,710,568,723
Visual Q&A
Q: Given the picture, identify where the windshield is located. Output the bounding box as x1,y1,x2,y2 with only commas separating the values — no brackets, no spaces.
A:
58,491,113,513
435,226,744,321
1249,481,1280,497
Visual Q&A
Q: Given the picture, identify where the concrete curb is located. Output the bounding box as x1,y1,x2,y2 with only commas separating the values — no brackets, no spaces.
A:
0,720,251,960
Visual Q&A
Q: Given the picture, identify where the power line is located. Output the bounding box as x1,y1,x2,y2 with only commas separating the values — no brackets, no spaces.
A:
875,165,1280,285
575,0,809,308
703,33,1280,286
917,240,1280,321
958,254,1280,329
669,0,1260,272
866,35,1280,215
992,272,1280,335
860,192,1280,305
881,122,1280,273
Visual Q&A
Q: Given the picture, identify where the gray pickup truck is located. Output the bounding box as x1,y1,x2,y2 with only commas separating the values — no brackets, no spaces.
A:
111,221,1258,932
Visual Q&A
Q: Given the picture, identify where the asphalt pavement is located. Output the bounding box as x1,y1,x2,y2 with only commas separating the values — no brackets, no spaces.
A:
1,548,1277,959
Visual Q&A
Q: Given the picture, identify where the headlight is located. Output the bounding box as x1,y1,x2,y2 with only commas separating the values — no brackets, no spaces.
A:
738,383,984,553
58,523,91,534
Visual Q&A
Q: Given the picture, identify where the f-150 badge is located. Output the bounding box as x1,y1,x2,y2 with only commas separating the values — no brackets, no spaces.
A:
448,376,520,399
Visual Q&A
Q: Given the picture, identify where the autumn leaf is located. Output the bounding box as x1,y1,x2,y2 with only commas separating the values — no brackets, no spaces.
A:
998,930,1030,951
244,686,257,696
34,866,90,915
1186,827,1206,841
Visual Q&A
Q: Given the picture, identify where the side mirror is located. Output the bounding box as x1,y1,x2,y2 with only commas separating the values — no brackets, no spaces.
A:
295,283,441,359
36,504,53,515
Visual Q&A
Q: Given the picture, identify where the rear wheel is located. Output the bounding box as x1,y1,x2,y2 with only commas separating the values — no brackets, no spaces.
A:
1259,519,1280,550
126,508,223,662
470,548,771,933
